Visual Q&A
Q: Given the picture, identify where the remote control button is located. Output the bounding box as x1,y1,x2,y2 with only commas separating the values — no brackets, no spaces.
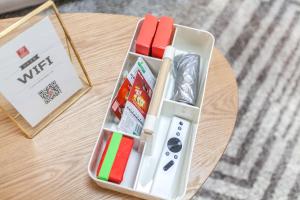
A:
179,121,183,126
166,152,170,156
178,126,182,131
176,132,180,136
163,160,175,171
174,155,178,159
167,137,182,153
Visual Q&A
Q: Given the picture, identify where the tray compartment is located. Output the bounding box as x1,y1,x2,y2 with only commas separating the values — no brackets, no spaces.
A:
129,19,176,58
88,128,145,189
103,53,161,132
134,100,199,198
165,25,214,109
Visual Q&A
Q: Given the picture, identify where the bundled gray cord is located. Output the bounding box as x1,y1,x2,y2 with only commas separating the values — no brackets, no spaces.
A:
172,53,201,106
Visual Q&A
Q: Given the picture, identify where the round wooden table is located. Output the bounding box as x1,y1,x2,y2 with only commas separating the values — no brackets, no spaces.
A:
0,13,238,200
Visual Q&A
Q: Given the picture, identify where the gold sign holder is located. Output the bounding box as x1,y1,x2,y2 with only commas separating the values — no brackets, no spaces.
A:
0,1,92,138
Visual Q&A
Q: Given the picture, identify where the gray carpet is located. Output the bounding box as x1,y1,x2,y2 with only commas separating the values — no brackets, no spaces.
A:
3,0,300,199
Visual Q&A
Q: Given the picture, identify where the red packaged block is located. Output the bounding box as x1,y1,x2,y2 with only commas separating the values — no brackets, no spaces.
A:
97,132,134,184
152,16,174,58
135,14,158,55
96,134,112,176
109,136,134,183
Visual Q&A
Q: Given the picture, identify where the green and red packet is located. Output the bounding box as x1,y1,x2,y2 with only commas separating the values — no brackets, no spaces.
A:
96,132,134,184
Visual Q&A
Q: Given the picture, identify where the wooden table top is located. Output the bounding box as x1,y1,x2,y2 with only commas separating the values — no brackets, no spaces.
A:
0,13,238,200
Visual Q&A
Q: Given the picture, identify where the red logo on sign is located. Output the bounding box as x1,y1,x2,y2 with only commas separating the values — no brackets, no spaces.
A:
17,46,29,59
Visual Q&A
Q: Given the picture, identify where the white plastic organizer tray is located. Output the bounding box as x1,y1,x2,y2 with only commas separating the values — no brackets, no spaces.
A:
88,18,215,200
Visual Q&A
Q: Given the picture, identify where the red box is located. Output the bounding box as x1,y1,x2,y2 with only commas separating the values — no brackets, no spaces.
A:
96,134,134,184
135,14,158,56
151,16,174,58
109,136,134,183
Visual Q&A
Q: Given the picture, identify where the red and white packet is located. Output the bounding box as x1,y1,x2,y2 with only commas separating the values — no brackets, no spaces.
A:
118,59,156,136
111,57,155,120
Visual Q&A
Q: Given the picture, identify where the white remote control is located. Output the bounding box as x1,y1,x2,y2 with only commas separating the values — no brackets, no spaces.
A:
151,116,190,198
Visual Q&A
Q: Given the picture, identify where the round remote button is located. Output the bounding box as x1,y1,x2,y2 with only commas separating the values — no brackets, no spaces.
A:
167,137,182,153
176,132,180,136
166,152,170,156
178,126,182,131
179,121,183,126
174,155,178,159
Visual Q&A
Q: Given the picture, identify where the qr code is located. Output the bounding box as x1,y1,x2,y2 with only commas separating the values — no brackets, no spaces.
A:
38,81,62,104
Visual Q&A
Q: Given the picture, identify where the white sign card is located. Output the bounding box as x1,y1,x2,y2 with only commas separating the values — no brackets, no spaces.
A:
0,16,83,127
